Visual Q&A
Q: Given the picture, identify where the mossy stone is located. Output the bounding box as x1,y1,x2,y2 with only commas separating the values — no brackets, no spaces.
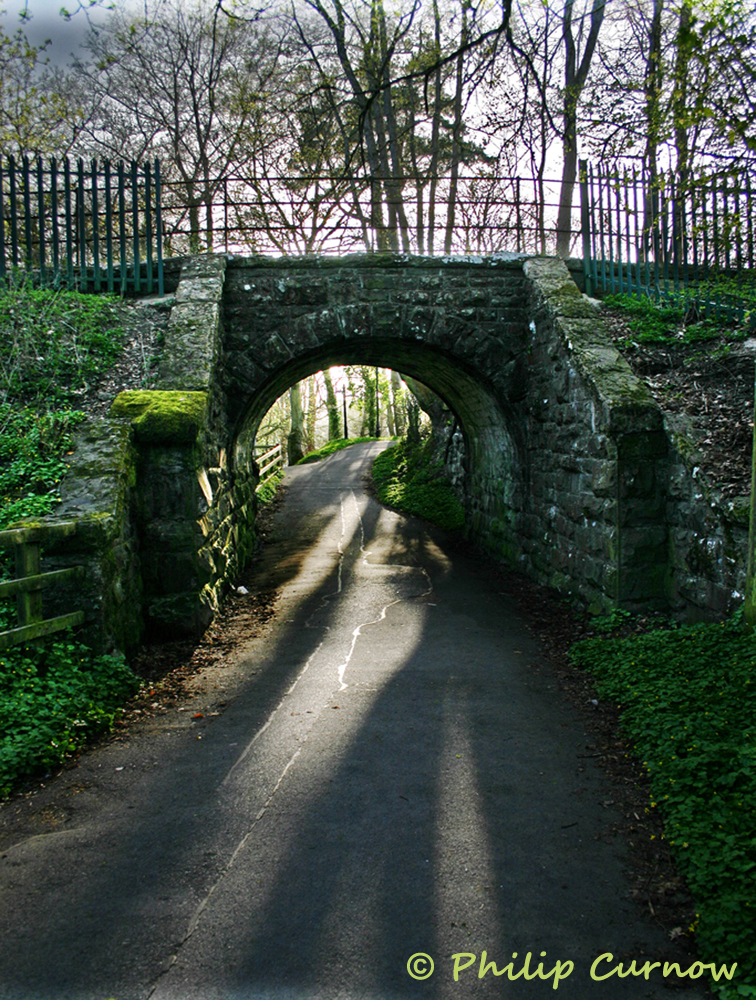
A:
110,390,208,444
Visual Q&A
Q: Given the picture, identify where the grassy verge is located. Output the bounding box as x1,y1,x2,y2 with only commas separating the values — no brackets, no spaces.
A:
371,437,465,531
603,291,753,346
296,436,380,465
570,614,756,996
256,468,284,504
0,281,138,798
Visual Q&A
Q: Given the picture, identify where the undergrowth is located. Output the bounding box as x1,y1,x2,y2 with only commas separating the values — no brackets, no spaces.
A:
256,468,284,504
372,437,465,531
571,614,756,996
0,280,136,798
0,277,123,408
603,292,751,346
0,405,86,531
296,436,380,465
0,637,139,797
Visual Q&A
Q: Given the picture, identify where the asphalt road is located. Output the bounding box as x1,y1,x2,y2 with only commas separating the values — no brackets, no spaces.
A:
0,442,710,1000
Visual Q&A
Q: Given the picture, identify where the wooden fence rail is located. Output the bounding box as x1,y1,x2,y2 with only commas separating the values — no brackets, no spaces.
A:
0,522,84,651
254,443,283,487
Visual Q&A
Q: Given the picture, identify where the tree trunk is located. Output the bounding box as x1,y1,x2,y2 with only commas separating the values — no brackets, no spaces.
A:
555,0,606,258
287,382,305,465
642,0,664,257
391,370,404,435
444,3,468,255
323,369,341,440
305,376,317,454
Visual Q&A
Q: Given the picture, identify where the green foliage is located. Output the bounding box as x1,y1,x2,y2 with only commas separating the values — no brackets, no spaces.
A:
372,438,465,531
570,616,756,995
0,405,85,530
591,606,635,633
0,638,139,797
604,286,753,346
0,278,123,408
256,468,284,504
296,436,379,465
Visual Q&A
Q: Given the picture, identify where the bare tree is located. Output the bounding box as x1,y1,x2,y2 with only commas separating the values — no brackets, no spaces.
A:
554,0,606,256
72,0,281,251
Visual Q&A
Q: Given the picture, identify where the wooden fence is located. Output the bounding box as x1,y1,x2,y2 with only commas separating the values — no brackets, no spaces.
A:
0,523,84,651
254,444,284,489
0,155,164,295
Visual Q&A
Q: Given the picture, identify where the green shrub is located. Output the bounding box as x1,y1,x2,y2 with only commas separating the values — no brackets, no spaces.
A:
0,405,85,530
256,468,284,504
0,638,140,796
570,615,756,995
372,438,465,531
604,288,751,345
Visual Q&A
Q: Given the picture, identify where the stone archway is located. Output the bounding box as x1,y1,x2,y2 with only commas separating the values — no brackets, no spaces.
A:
128,253,669,639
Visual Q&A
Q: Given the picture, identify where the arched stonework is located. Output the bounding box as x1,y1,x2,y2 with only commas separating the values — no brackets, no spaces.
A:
129,253,670,638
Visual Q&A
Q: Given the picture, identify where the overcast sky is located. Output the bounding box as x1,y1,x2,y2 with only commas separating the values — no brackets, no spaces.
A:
0,0,112,65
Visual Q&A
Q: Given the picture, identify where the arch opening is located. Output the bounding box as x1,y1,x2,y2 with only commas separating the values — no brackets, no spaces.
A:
228,338,524,554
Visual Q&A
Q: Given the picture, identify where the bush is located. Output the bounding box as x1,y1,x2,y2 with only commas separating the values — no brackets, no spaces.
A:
0,405,85,530
0,638,140,796
570,615,756,996
256,468,284,504
372,438,465,531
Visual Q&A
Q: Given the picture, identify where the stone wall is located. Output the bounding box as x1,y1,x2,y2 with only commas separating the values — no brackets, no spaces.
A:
665,411,749,617
42,418,143,654
34,252,751,651
456,257,667,612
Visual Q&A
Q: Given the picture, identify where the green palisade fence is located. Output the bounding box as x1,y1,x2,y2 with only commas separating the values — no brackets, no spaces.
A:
580,160,756,329
0,155,164,296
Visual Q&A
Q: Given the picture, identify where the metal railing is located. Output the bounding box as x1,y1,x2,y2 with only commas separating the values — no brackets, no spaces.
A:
0,155,164,295
580,159,756,327
158,172,581,258
0,522,84,651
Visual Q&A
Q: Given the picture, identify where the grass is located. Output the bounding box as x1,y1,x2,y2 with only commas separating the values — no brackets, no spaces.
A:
295,436,380,464
603,291,751,346
371,437,465,531
570,613,756,996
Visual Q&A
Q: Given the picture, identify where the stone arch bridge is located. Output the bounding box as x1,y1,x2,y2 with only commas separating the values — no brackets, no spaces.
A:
46,254,750,649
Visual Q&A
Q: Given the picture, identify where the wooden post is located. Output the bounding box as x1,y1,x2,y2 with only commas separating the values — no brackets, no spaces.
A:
15,541,41,627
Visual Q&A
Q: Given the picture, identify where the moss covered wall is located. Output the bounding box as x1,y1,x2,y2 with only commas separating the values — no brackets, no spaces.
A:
40,418,143,654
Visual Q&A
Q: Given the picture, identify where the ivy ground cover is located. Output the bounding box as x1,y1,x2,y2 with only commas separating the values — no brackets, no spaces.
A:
571,616,756,997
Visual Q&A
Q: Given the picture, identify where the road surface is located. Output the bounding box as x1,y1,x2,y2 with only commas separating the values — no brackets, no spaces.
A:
0,442,709,1000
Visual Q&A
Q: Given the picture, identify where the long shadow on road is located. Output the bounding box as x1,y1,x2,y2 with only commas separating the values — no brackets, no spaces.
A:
0,445,710,1000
